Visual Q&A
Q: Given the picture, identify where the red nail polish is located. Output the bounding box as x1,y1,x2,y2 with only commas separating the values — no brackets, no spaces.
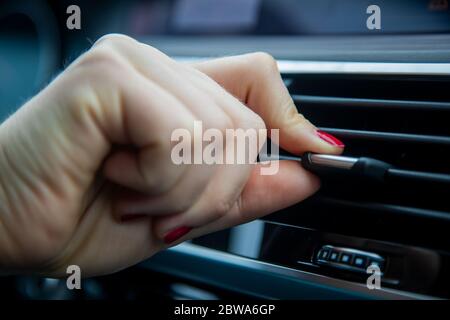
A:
164,226,192,244
316,130,345,147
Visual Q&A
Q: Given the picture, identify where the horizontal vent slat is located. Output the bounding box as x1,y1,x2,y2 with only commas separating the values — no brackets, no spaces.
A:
265,194,450,251
320,127,450,145
293,95,450,111
388,168,450,186
273,71,450,250
313,196,450,222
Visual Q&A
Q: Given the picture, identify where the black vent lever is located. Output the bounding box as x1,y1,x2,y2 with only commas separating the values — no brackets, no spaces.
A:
260,151,450,186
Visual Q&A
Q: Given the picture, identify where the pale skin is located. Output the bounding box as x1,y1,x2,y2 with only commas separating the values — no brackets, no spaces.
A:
0,34,343,277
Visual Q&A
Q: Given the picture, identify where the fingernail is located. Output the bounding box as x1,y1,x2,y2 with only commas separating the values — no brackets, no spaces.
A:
316,130,345,147
163,226,192,244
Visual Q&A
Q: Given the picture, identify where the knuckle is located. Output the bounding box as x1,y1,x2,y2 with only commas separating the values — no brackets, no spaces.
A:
250,113,266,131
212,113,234,133
141,147,177,193
93,34,163,61
213,199,233,217
237,111,266,131
281,96,304,122
249,52,278,74
93,33,136,49
78,46,128,77
72,51,135,91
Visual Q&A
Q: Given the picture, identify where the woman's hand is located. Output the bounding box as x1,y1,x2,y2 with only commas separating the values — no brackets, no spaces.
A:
0,34,343,277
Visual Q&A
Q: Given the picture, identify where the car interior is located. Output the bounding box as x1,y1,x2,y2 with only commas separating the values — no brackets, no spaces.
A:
1,0,450,300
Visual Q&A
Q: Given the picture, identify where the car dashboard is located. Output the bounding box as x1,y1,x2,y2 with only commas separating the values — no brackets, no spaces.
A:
1,0,450,300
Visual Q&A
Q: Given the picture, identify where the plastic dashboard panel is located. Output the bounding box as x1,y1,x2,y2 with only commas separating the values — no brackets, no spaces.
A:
142,242,433,300
142,211,450,299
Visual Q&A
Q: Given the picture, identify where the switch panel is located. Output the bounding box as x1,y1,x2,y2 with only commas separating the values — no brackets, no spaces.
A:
315,245,385,274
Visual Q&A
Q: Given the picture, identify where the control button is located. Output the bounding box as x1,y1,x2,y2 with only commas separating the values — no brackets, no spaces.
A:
353,256,367,268
318,249,330,261
329,251,339,262
314,245,385,275
340,253,352,265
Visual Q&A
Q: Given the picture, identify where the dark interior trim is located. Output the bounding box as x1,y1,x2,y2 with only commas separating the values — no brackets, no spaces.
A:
142,243,436,300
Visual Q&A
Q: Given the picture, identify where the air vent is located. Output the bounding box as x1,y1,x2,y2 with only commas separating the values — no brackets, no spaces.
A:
266,62,450,251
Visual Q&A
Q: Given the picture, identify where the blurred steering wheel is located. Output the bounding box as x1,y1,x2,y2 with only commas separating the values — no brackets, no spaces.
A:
0,0,60,116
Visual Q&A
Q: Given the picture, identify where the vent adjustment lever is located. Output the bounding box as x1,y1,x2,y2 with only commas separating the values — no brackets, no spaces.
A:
302,153,392,183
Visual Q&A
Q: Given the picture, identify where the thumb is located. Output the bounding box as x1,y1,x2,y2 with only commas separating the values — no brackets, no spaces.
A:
192,52,345,155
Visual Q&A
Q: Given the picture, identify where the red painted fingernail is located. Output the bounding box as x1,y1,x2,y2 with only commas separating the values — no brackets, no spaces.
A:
316,130,345,147
163,226,192,244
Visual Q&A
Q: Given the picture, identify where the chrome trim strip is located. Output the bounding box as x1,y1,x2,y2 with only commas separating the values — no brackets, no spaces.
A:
175,57,450,76
144,243,436,300
277,60,450,76
310,154,357,170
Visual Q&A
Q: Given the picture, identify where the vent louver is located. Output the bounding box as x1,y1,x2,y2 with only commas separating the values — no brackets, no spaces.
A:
267,63,450,251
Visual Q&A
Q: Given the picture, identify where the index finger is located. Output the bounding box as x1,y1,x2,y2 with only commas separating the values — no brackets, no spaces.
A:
192,53,345,155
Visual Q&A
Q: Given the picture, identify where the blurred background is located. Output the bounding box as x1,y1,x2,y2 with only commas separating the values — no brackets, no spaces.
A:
1,0,450,119
1,0,450,300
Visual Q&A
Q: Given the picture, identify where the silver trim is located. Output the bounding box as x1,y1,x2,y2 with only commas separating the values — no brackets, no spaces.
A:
310,154,357,170
145,243,436,300
175,56,450,76
277,60,450,76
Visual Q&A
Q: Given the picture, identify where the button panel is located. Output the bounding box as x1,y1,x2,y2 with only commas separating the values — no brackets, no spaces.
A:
316,245,385,274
